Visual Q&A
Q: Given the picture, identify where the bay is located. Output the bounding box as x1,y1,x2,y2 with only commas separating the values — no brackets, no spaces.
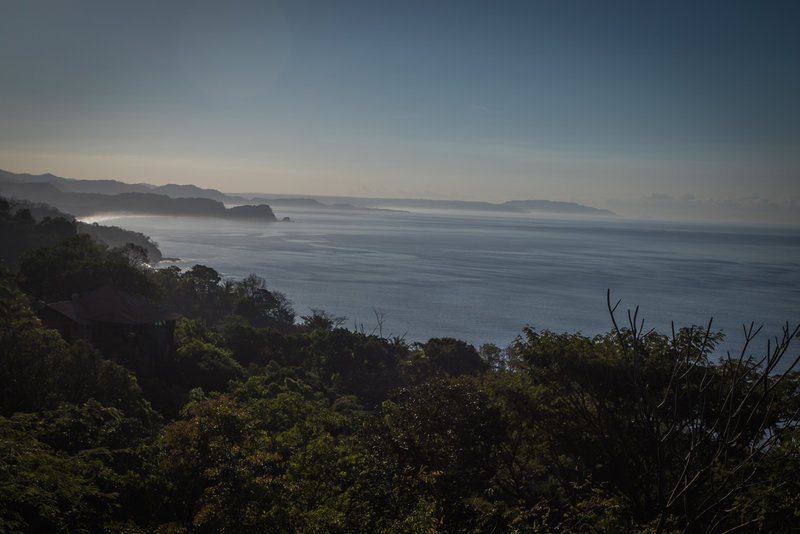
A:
87,209,800,357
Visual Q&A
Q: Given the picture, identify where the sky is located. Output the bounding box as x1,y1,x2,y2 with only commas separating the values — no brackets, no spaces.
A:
1,0,799,224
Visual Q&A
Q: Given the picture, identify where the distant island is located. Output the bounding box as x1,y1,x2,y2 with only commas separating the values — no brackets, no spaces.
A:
0,168,616,218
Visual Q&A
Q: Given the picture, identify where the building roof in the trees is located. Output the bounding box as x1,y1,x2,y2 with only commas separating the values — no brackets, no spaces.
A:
45,285,180,325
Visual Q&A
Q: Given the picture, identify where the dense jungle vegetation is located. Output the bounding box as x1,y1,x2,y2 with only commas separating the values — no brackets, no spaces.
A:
1,197,799,533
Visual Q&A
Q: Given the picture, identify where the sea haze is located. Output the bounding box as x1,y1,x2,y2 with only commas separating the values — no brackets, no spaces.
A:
86,209,800,356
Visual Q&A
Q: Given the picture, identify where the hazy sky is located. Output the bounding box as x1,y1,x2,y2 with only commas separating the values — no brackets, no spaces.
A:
1,0,799,223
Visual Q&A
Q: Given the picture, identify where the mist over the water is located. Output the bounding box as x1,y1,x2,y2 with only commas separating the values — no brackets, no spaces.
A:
88,209,800,356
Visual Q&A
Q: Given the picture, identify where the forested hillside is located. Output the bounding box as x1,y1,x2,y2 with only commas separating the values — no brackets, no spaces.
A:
0,197,162,267
0,177,279,222
1,197,798,533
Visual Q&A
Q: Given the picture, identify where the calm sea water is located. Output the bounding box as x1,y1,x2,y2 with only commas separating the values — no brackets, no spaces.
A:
89,210,800,357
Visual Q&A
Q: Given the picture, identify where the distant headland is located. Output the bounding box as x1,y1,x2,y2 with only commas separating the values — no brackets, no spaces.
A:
0,169,615,218
0,170,278,222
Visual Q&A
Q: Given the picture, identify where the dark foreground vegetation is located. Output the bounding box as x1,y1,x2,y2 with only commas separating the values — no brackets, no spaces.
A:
1,197,799,533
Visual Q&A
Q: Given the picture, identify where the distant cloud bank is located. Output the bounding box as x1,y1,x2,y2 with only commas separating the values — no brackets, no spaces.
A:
607,193,799,225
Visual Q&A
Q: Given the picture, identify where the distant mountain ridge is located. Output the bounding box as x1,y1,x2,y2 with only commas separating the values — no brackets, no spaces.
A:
0,170,396,213
0,170,277,221
0,169,247,202
0,169,616,216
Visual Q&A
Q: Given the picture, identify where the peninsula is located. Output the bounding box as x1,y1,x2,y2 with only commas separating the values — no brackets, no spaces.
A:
0,169,615,218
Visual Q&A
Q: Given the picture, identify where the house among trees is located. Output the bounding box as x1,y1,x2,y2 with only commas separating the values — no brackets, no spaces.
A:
38,285,181,364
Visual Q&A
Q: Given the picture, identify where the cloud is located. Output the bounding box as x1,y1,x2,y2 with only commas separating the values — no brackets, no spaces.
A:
718,195,779,212
608,191,800,224
644,193,675,202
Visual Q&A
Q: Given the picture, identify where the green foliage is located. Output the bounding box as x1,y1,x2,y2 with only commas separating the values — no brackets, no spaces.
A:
300,308,347,332
0,274,151,419
413,337,489,378
154,396,280,533
360,377,504,530
221,318,292,367
17,234,156,301
153,378,362,533
172,318,245,393
232,273,295,331
505,319,799,532
175,317,225,347
149,268,295,330
509,480,630,533
301,328,404,407
0,424,130,533
0,282,67,413
78,221,162,263
6,400,155,454
0,197,78,268
732,424,800,531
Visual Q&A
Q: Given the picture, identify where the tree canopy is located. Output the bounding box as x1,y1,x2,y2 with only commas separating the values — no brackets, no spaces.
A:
1,228,798,533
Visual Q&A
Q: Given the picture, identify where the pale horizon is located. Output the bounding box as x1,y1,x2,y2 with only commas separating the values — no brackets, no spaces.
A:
2,1,798,225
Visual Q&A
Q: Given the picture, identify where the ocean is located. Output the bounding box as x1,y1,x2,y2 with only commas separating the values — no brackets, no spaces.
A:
87,209,800,358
